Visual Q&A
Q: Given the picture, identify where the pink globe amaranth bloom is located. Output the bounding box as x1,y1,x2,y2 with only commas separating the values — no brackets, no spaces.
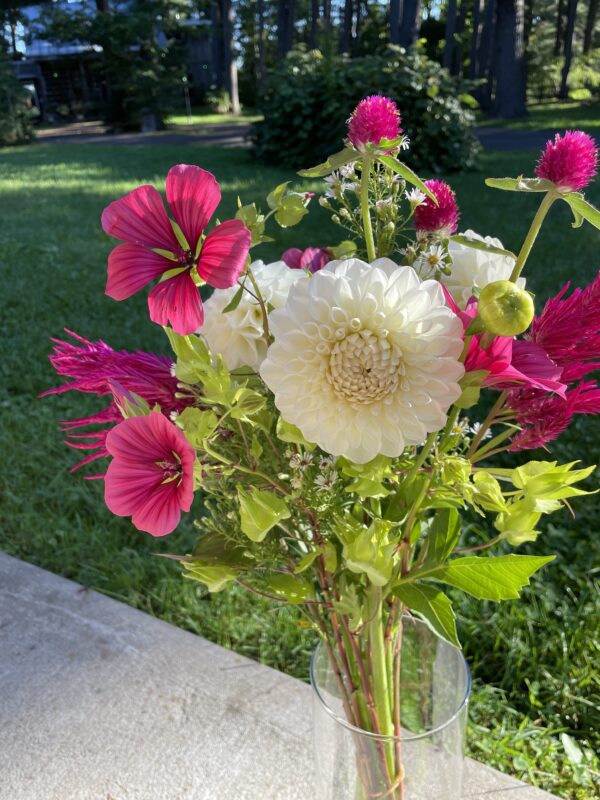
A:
102,164,251,335
535,130,598,192
281,246,331,273
40,330,194,474
414,180,460,236
347,95,402,150
104,412,195,537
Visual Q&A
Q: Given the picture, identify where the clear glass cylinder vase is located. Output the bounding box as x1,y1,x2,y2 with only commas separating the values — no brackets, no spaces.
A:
310,617,470,800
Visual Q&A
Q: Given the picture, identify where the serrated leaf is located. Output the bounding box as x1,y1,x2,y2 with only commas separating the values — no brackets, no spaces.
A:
564,193,600,231
377,155,437,202
394,584,460,647
425,554,555,600
450,234,516,260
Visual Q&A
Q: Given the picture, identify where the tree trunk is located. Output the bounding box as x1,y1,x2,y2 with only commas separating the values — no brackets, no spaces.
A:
257,0,266,85
341,0,353,51
310,0,320,47
554,0,567,57
452,0,468,74
354,0,364,53
492,0,527,117
444,0,458,69
277,0,296,57
469,0,483,79
390,0,402,44
211,1,225,89
399,0,421,46
583,0,598,53
322,0,331,27
223,0,240,114
476,0,497,109
559,0,578,98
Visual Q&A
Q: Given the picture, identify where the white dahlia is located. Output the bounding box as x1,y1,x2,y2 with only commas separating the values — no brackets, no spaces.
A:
260,258,465,464
201,260,306,370
443,229,525,309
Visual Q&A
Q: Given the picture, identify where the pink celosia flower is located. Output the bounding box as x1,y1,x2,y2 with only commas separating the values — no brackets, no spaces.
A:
104,412,195,537
41,330,194,473
347,95,402,150
102,165,251,335
414,180,460,236
535,131,598,192
281,246,331,273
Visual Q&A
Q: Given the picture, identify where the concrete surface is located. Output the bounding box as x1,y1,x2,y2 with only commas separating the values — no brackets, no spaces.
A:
35,121,251,147
0,553,559,800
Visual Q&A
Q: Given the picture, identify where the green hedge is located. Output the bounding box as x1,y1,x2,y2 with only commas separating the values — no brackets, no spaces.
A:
252,45,480,173
0,47,34,148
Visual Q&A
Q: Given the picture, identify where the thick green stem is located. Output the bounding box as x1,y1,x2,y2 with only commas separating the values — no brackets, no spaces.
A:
510,192,556,282
360,158,377,262
366,585,396,779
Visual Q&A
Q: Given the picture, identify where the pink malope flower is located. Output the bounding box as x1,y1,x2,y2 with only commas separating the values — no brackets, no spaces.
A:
102,164,251,335
104,412,195,537
281,246,331,273
535,130,598,192
347,95,402,150
40,330,194,473
414,180,460,236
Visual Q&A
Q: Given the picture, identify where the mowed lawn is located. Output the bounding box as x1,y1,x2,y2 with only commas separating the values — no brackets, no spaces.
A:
0,142,599,798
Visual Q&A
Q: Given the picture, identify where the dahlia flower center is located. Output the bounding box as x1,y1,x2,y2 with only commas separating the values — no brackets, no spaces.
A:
326,329,403,405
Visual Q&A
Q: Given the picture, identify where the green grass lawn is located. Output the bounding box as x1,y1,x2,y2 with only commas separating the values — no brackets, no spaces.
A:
0,142,598,798
477,100,600,132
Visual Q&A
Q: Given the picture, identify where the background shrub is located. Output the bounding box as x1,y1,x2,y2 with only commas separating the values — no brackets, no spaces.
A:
252,45,480,173
0,45,34,148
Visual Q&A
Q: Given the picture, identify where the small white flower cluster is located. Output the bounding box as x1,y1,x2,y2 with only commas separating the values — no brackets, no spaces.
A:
324,163,359,199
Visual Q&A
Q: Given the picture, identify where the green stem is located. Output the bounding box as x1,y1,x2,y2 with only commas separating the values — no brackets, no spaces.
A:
366,585,395,777
360,158,376,261
510,192,556,282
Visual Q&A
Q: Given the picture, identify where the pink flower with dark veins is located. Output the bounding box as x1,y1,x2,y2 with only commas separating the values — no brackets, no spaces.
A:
104,412,195,537
102,165,251,335
535,131,598,192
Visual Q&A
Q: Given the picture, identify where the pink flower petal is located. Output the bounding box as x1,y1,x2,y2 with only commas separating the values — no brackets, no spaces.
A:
197,219,251,289
101,185,178,251
148,271,204,335
165,164,221,252
281,248,303,269
106,243,170,300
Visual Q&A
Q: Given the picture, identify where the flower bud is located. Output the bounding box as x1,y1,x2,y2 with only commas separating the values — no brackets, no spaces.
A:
478,280,535,337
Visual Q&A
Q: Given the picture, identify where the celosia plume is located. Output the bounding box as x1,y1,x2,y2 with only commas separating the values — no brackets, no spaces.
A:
535,130,598,192
414,179,460,236
347,96,402,150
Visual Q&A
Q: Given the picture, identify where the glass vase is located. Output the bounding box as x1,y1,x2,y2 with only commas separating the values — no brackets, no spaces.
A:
310,616,470,800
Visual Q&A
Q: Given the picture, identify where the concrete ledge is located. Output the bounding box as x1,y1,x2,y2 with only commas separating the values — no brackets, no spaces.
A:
0,553,558,800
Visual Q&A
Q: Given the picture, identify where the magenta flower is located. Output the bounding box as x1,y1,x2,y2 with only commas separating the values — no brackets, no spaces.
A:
104,412,195,537
347,95,402,150
41,330,194,473
535,131,598,192
281,246,331,273
414,180,460,236
102,165,251,335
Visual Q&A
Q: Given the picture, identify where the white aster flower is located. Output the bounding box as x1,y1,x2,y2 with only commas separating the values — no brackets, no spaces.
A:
315,471,339,491
340,162,357,179
260,258,465,464
406,188,426,207
444,230,525,309
290,474,303,490
201,261,306,370
342,181,359,194
469,422,493,440
324,172,342,198
318,455,336,470
415,245,449,280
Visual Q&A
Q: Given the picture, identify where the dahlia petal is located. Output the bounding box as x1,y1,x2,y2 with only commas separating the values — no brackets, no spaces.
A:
148,271,204,335
165,165,221,251
106,243,169,301
197,219,251,289
101,185,178,251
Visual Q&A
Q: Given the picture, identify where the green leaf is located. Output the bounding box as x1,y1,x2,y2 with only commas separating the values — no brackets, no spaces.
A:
563,193,600,231
183,563,239,592
230,387,267,419
485,176,555,193
237,486,291,542
263,574,315,604
394,584,460,647
276,416,315,448
294,549,321,574
377,155,437,202
450,234,516,260
179,531,248,592
298,147,357,178
423,508,461,567
426,554,555,600
222,284,245,313
266,181,290,210
274,195,308,228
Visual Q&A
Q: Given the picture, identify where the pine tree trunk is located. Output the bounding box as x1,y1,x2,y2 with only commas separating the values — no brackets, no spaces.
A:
390,0,402,44
583,0,598,53
476,0,497,110
554,0,567,57
212,1,225,89
452,0,468,75
470,0,483,79
559,0,579,98
223,0,240,114
341,0,353,51
310,0,320,48
444,0,458,69
492,0,527,117
257,0,266,86
399,0,422,46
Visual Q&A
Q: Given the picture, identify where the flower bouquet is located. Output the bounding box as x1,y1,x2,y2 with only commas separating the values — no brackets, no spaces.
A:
45,97,600,799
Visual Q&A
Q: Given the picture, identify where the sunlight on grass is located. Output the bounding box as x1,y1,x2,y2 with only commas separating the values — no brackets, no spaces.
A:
477,100,600,132
166,111,262,126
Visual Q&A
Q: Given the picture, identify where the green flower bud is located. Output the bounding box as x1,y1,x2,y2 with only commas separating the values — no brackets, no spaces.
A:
478,280,534,337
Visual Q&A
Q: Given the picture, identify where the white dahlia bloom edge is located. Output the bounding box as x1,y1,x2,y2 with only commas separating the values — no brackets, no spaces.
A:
259,258,466,464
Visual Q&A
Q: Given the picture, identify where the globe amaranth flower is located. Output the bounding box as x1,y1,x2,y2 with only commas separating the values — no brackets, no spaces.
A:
443,230,524,309
40,330,193,473
104,412,195,537
535,130,598,192
347,95,402,150
201,260,307,370
413,180,460,237
281,246,331,273
260,258,465,463
102,164,251,335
